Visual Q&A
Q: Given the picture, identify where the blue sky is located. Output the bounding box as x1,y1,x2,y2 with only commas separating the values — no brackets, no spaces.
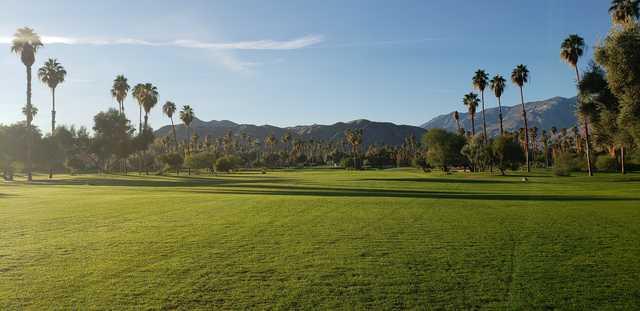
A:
0,0,613,132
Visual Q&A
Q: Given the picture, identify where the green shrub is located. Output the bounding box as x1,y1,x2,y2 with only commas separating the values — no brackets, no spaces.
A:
553,153,577,176
492,135,524,175
595,155,618,172
158,152,184,174
340,156,356,169
184,152,216,171
412,154,430,172
216,156,242,173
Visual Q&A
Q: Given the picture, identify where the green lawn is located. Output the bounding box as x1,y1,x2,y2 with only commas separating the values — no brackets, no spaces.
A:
1,169,639,309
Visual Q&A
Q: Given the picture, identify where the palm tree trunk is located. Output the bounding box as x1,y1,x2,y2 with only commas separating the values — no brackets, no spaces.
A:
26,65,33,182
584,117,593,176
498,97,504,135
481,90,487,142
170,117,178,151
49,87,56,179
621,146,625,175
51,87,56,134
520,86,530,173
575,65,593,177
139,105,142,134
470,113,476,136
187,125,191,176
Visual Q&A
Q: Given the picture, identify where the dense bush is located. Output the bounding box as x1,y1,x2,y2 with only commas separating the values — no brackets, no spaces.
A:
365,146,394,168
184,152,216,171
492,135,525,175
412,154,430,172
340,156,356,169
422,129,466,172
215,155,242,173
553,153,578,176
158,152,184,174
263,153,281,168
595,155,618,172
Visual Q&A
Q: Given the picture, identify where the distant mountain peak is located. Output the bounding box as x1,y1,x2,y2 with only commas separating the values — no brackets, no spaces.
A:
421,96,577,136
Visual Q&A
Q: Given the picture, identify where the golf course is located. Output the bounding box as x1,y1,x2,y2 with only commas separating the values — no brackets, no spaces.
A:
1,169,639,309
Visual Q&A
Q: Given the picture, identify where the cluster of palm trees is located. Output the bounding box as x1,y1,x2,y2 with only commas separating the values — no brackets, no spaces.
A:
8,26,202,180
109,73,198,153
459,65,531,171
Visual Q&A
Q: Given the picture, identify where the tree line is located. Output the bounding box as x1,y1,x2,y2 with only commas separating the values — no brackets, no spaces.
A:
1,0,640,179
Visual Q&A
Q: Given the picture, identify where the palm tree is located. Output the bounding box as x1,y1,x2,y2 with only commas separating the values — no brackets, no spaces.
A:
38,59,67,134
11,27,43,182
141,83,158,129
163,101,178,150
609,0,640,26
111,75,130,115
561,35,585,82
473,70,490,141
344,129,364,169
453,111,462,134
132,83,145,133
179,105,194,153
511,64,531,172
265,134,277,155
282,132,292,163
490,75,507,135
561,34,593,176
463,93,480,136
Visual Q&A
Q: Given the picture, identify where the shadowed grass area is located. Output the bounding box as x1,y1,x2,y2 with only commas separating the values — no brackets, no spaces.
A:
1,169,639,309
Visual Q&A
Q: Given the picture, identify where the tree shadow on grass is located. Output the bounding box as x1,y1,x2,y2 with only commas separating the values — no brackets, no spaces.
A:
180,184,640,202
360,178,516,184
26,174,294,188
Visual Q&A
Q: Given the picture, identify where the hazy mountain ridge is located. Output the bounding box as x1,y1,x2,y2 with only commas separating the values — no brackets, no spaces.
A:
156,97,577,145
421,96,578,135
155,119,427,146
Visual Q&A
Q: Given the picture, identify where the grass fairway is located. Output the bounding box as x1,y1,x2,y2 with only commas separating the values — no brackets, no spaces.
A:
1,169,639,309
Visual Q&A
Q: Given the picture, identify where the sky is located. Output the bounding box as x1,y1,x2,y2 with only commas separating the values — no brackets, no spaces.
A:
0,0,614,133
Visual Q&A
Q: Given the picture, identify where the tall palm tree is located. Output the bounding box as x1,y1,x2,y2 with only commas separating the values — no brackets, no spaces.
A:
561,35,585,82
180,105,195,153
11,27,43,182
141,83,158,129
609,0,640,26
111,75,130,114
473,70,490,141
132,83,145,133
490,75,507,135
561,34,593,176
163,101,178,150
453,111,462,134
37,58,66,134
512,64,531,172
463,93,480,136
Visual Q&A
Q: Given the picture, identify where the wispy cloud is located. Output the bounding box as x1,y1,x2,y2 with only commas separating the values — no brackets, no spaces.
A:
0,34,324,50
0,34,323,73
317,38,444,48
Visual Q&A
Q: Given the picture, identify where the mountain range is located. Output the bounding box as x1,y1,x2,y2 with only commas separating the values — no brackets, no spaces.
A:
155,96,578,146
155,118,426,147
421,96,578,136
